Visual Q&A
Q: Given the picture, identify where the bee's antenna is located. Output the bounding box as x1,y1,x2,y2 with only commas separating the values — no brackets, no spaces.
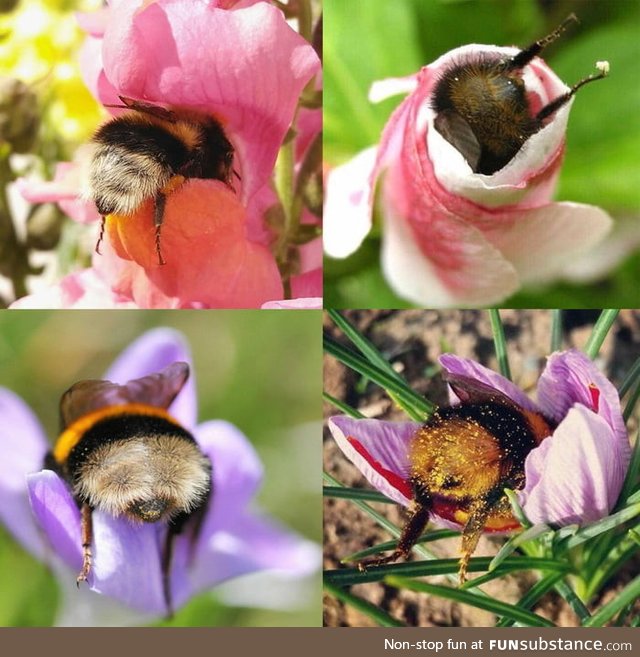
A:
537,61,609,122
508,14,578,70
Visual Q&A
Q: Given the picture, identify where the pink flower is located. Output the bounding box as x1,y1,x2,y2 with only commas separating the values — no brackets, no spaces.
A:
325,45,612,307
15,0,321,309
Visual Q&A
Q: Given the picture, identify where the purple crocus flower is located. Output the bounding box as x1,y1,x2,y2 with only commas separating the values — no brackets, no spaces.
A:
328,350,630,531
0,329,318,620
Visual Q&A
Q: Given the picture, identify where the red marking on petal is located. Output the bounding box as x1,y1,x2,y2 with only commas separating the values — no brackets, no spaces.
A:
588,383,600,412
346,436,412,500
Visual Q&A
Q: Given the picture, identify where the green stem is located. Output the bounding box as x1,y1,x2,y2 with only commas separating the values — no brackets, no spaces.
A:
489,309,511,380
550,310,563,352
584,310,619,359
0,151,29,300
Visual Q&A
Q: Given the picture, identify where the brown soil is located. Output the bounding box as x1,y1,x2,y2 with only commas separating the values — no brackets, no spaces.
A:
323,310,640,627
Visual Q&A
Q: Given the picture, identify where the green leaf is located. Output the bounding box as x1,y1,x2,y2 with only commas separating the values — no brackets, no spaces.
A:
384,576,555,627
584,310,620,359
323,333,435,419
489,309,511,380
489,524,551,571
324,556,570,587
583,575,640,626
322,486,393,504
323,581,406,627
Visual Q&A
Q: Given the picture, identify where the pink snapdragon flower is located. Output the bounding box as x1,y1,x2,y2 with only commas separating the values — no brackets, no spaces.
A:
14,0,321,309
328,350,630,530
325,46,612,307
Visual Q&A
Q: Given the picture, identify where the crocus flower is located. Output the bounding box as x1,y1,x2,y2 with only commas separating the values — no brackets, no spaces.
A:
14,0,321,309
324,43,612,307
328,350,630,538
0,328,319,620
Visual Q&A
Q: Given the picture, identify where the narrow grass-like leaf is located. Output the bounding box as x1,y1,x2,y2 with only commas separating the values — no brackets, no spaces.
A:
344,530,460,562
489,309,511,380
584,310,619,359
564,503,640,550
585,541,640,601
323,392,365,418
619,356,640,398
583,575,640,626
384,577,556,627
623,381,640,423
617,431,640,508
505,488,531,528
327,310,405,383
328,310,419,419
489,524,551,571
323,486,393,504
496,573,566,627
324,332,435,420
324,556,570,587
323,581,406,627
553,580,591,622
550,310,563,353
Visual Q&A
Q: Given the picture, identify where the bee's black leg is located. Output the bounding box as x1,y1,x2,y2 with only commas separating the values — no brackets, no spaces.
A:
153,192,167,266
95,216,106,255
77,503,93,586
161,525,177,619
356,500,431,571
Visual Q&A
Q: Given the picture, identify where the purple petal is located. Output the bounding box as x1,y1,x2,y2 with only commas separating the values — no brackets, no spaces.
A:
328,416,418,506
537,350,628,457
27,471,83,569
194,420,264,508
104,328,196,428
89,515,165,615
28,471,168,615
439,354,541,413
520,405,626,525
184,510,319,602
0,390,50,558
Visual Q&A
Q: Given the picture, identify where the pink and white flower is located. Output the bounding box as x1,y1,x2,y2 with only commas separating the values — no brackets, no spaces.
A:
325,46,612,307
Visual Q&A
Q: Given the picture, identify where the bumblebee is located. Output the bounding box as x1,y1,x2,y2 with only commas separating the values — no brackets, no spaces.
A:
432,14,608,174
358,371,553,583
44,362,212,615
87,97,235,264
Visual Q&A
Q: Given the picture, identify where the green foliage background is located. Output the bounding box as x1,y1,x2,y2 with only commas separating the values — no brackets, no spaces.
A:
0,310,321,627
324,0,640,308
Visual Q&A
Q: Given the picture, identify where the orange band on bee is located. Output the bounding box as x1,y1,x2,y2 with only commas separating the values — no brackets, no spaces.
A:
52,403,182,464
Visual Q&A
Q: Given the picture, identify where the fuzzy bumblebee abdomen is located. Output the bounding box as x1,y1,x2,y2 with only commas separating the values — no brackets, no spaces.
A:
89,116,190,216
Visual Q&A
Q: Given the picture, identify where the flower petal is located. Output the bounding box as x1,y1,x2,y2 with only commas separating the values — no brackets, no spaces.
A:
27,471,83,569
194,420,264,509
537,350,628,455
381,198,519,307
485,202,612,284
104,328,196,429
101,0,320,200
28,471,169,615
324,147,378,259
327,416,418,506
88,514,166,615
0,390,50,558
439,354,542,413
261,297,323,309
184,510,319,603
520,405,626,524
104,180,283,308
